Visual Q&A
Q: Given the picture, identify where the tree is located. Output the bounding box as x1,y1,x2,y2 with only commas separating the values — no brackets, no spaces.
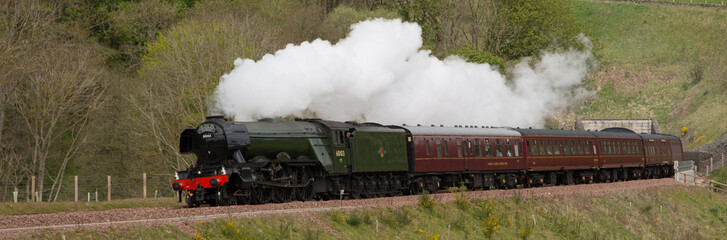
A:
129,0,279,172
12,45,105,201
1,0,107,201
497,0,583,59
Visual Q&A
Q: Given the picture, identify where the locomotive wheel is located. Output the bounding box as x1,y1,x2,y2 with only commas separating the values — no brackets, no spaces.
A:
364,176,377,198
216,184,234,206
293,167,313,201
272,187,293,203
251,186,270,204
350,176,364,199
379,175,390,197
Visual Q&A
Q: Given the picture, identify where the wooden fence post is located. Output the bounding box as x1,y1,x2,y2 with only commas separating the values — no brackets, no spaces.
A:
107,175,111,202
75,175,78,202
143,173,147,198
31,176,35,202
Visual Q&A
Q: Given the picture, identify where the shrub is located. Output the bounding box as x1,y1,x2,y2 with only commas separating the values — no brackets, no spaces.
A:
418,190,437,210
516,224,533,240
498,0,584,59
346,212,362,226
473,199,495,220
448,46,505,68
221,218,257,240
380,207,411,228
301,228,321,240
330,210,346,223
448,185,470,211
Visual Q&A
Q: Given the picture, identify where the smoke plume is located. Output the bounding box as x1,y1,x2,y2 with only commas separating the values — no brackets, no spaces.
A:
213,18,594,127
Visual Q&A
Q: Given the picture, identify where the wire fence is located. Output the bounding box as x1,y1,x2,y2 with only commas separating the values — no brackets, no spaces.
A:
0,173,175,203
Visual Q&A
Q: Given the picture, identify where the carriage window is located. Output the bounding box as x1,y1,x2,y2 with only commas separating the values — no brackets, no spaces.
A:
529,140,537,155
485,139,493,157
563,140,571,155
475,139,482,157
514,140,520,157
592,142,597,155
545,140,553,155
425,139,430,156
584,141,591,155
505,139,513,157
444,140,449,156
495,139,503,157
577,141,584,155
539,143,546,155
457,139,462,157
629,142,635,154
553,140,561,155
571,140,577,155
606,141,612,154
436,139,442,157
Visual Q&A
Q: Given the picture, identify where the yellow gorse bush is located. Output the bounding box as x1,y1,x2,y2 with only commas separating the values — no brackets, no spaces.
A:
418,191,437,210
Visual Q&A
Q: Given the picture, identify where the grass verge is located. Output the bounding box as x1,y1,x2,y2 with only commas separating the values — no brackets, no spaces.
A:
22,185,727,239
0,197,179,215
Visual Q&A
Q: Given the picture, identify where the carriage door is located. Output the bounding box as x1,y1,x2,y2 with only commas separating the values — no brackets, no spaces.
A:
332,130,351,174
461,139,472,170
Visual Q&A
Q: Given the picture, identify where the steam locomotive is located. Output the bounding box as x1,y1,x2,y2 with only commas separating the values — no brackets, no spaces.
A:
172,116,681,207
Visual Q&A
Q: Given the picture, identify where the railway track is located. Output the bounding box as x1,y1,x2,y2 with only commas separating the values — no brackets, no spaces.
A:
0,178,681,238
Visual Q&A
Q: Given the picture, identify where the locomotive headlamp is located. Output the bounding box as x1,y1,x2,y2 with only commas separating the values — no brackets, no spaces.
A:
175,172,179,180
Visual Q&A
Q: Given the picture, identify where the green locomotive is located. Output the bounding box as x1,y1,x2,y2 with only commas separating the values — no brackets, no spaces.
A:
172,116,410,206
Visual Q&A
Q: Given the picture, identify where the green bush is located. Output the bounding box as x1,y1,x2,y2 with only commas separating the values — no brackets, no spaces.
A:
418,190,437,210
380,207,411,229
346,212,362,226
448,46,505,67
498,0,584,59
711,166,727,188
448,184,470,211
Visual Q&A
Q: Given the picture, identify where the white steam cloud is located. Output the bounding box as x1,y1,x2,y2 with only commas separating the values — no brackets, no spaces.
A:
213,18,593,127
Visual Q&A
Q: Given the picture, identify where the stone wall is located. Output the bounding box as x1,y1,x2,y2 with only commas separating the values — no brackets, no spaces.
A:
574,119,659,134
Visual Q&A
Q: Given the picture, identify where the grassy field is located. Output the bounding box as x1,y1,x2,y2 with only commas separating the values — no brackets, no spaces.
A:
560,1,727,150
21,185,727,239
0,197,179,215
658,0,727,4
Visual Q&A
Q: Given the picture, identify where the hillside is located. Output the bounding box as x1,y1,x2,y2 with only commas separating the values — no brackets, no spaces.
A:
562,1,727,150
1,0,726,201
